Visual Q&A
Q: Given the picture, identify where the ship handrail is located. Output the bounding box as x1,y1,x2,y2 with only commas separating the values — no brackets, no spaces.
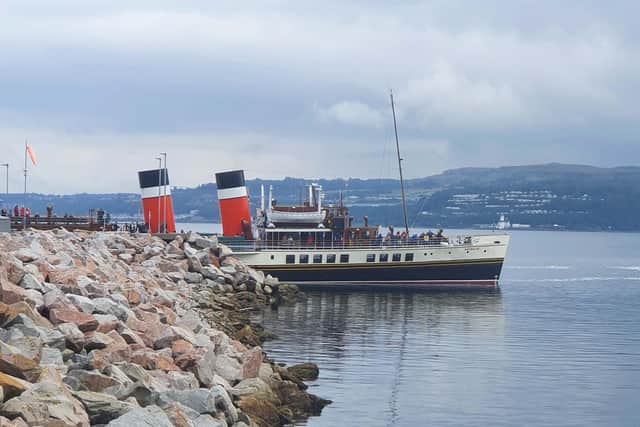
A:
223,235,506,252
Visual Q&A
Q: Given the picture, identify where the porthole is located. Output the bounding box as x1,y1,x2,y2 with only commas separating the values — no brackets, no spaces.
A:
270,255,275,260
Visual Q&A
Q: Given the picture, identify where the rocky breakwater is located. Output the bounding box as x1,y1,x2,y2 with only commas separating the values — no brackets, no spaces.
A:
0,229,329,426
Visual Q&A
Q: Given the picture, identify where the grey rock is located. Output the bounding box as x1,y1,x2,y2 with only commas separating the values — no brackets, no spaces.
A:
118,253,133,263
43,289,72,310
264,274,279,287
110,293,130,307
218,244,233,258
56,322,85,352
74,390,136,424
66,369,122,393
188,256,204,273
195,414,226,427
23,289,45,310
41,347,64,366
106,405,173,427
194,237,216,249
220,265,236,275
174,310,205,334
19,273,44,292
201,266,219,280
231,377,272,398
10,317,65,351
156,388,217,414
1,379,90,426
183,243,198,258
84,332,114,351
13,248,40,263
93,297,129,321
193,348,217,387
185,272,204,284
167,370,200,390
165,401,201,420
67,294,96,314
210,385,238,424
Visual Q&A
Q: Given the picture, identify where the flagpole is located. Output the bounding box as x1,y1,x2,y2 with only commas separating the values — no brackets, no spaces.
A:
23,140,27,231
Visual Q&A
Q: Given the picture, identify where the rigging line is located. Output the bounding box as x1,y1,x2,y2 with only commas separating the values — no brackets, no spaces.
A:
409,195,429,229
390,89,410,235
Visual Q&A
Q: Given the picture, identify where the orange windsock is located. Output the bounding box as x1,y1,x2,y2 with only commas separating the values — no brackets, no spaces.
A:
26,145,37,166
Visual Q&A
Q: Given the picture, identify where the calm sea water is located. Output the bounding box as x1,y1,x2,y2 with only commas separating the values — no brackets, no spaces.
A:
241,230,640,427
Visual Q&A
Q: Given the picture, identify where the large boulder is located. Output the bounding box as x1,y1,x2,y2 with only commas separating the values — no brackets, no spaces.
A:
0,336,42,380
74,390,136,424
65,369,122,393
49,309,99,332
0,371,30,401
1,373,90,426
56,322,85,352
18,273,44,292
67,294,96,314
157,386,237,423
287,362,320,381
106,405,173,427
92,298,130,321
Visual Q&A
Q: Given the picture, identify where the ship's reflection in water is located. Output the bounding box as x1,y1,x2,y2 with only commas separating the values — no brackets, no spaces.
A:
252,289,506,427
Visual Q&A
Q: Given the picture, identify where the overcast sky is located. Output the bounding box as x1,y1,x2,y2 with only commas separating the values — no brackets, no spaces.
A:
0,0,639,193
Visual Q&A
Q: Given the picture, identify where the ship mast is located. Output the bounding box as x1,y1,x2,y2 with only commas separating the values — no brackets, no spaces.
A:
390,89,410,235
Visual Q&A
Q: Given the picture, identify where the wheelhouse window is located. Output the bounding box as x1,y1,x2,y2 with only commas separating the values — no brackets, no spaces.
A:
286,255,295,264
299,254,309,264
313,254,323,264
327,254,336,263
366,254,376,263
392,253,401,262
340,254,350,263
379,253,389,262
405,253,414,262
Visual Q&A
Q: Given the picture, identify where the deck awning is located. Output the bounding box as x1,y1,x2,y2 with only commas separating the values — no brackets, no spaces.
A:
264,228,333,233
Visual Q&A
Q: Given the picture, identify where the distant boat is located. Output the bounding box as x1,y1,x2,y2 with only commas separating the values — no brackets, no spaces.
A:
496,215,511,230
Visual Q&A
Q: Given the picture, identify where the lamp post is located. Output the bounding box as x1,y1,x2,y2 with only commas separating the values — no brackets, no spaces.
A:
160,152,167,233
1,163,7,195
1,163,7,214
156,157,161,233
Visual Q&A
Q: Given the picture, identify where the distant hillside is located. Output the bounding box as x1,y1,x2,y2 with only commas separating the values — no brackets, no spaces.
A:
2,163,639,231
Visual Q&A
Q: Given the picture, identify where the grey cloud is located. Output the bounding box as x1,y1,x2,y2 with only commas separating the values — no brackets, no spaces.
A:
0,0,639,194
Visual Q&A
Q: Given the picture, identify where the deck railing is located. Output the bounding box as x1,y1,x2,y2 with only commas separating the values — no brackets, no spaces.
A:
223,236,484,252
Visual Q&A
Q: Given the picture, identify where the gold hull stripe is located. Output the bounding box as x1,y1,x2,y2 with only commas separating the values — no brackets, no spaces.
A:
251,258,504,271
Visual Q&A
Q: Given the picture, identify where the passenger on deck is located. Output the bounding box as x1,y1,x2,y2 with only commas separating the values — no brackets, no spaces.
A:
426,229,434,241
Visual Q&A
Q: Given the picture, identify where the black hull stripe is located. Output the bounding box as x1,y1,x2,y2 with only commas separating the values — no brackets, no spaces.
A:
290,280,499,288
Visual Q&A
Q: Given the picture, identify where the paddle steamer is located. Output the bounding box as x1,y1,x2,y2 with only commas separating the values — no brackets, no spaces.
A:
214,92,510,288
